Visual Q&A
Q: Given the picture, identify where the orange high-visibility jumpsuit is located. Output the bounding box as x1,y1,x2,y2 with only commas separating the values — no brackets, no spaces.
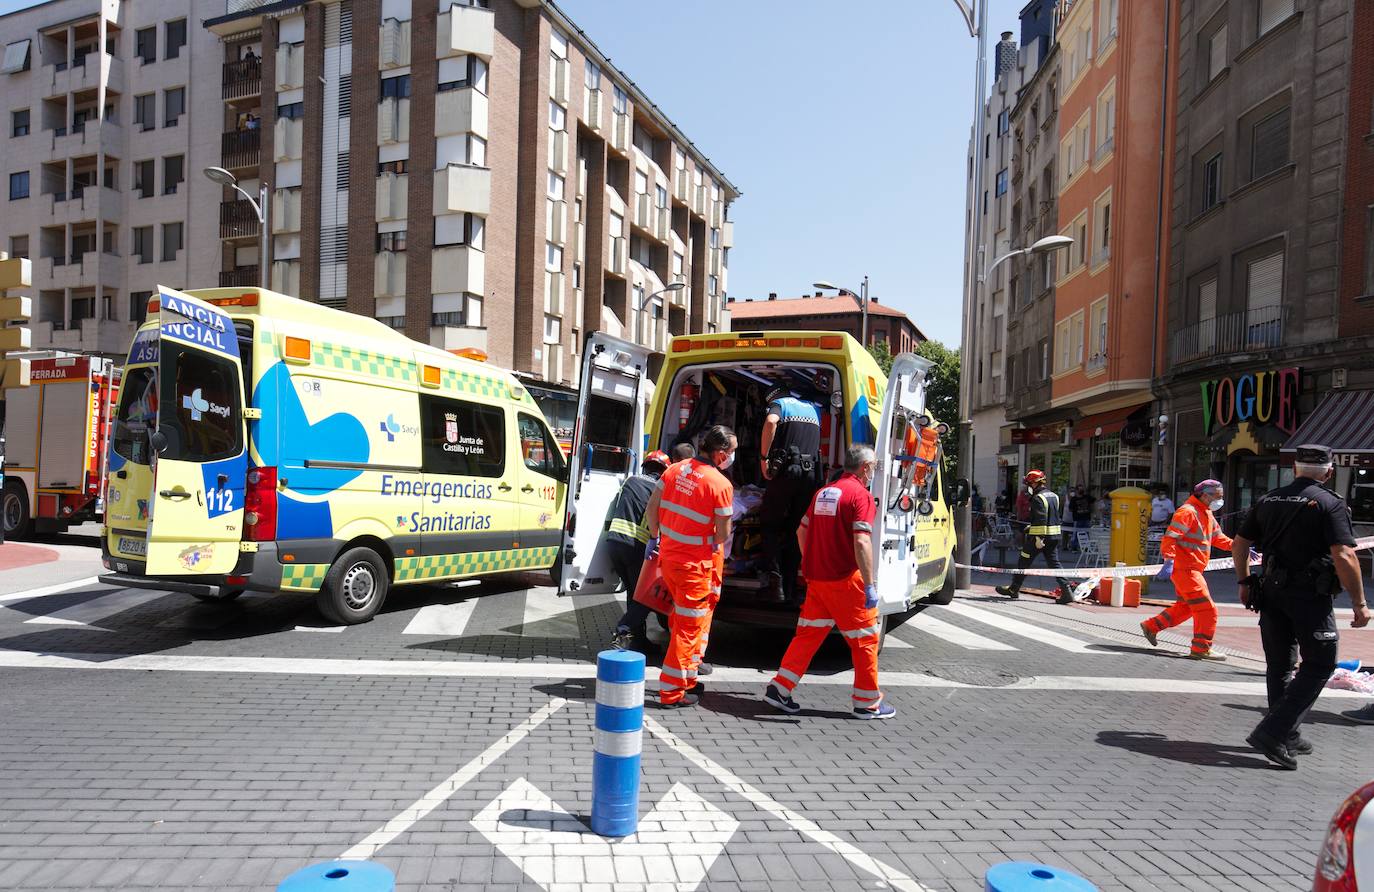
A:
654,458,733,705
771,472,882,710
1143,495,1233,655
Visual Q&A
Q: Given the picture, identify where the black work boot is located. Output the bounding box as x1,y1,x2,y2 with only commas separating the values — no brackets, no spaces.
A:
995,585,1019,600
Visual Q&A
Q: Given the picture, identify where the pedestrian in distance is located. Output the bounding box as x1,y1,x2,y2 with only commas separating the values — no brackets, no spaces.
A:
1070,486,1093,551
1231,444,1370,770
605,449,673,654
643,425,737,709
757,386,822,604
1150,486,1176,529
763,445,895,719
1140,480,1233,661
996,470,1077,604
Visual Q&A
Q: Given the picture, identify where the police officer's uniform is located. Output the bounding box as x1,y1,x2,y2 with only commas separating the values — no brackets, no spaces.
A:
759,394,822,602
997,481,1075,602
1239,444,1357,760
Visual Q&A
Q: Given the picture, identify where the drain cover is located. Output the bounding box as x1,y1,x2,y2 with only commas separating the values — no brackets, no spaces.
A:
921,662,1020,687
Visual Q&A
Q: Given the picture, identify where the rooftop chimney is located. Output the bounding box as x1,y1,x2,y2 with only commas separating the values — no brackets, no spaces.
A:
726,296,735,303
768,292,777,301
995,31,1018,81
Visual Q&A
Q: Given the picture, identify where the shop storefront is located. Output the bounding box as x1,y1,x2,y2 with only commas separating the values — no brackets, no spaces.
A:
1281,388,1374,537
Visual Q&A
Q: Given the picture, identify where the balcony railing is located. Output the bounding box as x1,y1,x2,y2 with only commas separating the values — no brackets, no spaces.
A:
222,58,261,101
222,130,260,169
219,198,259,239
1086,351,1107,373
1169,305,1286,364
219,266,259,287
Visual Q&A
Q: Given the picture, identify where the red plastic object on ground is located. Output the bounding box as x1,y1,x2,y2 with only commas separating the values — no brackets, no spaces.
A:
1094,577,1141,608
1314,780,1374,890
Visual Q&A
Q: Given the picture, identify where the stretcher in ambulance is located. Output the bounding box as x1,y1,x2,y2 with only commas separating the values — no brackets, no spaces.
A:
558,331,956,632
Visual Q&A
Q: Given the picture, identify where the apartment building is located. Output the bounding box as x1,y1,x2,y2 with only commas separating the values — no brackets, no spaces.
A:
965,21,1048,502
0,0,224,356
725,292,925,355
1158,0,1365,519
203,0,737,413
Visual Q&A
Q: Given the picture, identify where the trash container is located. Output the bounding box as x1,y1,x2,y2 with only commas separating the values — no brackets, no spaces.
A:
1109,486,1151,595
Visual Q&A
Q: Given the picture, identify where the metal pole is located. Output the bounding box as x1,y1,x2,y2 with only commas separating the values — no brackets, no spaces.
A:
860,275,869,345
954,0,988,590
258,180,270,289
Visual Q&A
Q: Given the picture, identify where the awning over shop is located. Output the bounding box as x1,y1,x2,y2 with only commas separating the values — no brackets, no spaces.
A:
1281,390,1374,466
1073,404,1145,440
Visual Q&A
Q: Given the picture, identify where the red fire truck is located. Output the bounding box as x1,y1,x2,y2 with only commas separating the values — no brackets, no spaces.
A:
1,354,119,538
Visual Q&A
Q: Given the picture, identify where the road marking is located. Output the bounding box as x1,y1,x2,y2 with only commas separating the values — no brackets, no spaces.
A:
883,635,913,648
22,588,164,627
521,587,615,637
471,778,738,890
292,624,346,633
0,650,1361,699
403,600,479,636
340,697,567,860
941,603,1097,653
0,577,106,605
903,611,1018,651
644,716,937,892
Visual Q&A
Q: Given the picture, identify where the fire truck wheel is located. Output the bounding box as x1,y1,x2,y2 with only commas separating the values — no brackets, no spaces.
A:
2,480,32,540
317,546,389,624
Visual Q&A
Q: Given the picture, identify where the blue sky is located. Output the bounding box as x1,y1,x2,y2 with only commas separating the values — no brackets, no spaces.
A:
0,0,1030,343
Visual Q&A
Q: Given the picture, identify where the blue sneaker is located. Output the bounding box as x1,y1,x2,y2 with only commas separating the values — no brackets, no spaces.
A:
763,683,801,715
854,702,896,720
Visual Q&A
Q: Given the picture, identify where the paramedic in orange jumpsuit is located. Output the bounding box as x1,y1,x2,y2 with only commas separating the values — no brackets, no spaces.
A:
1140,479,1233,660
762,445,896,720
643,425,736,708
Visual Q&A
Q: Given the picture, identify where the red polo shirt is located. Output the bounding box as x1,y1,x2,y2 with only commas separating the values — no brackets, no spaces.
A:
800,472,876,582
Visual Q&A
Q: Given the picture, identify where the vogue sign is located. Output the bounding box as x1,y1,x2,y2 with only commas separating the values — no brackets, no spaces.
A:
1201,366,1300,436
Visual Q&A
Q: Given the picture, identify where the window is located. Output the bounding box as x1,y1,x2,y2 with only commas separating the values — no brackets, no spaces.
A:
277,101,305,120
135,27,156,64
1250,106,1290,180
585,59,600,90
133,226,152,263
130,290,151,324
634,168,648,195
1205,24,1227,82
163,87,184,127
1201,152,1222,212
613,84,628,115
420,396,505,478
1196,275,1218,352
379,74,410,100
165,19,187,59
1088,297,1108,368
1039,339,1050,380
1099,0,1119,43
547,170,564,201
376,229,406,252
9,234,27,258
1054,311,1084,374
550,28,568,59
1366,206,1374,297
1092,189,1111,264
377,159,408,175
708,274,718,296
163,155,184,195
437,55,487,93
134,94,155,131
548,100,566,131
11,108,27,137
543,314,560,345
656,184,668,209
997,109,1010,136
434,212,484,249
1258,0,1295,37
72,296,95,321
518,413,564,479
995,169,1008,196
467,134,486,167
546,241,562,271
134,159,154,198
8,170,27,200
1095,83,1115,153
2,39,31,73
161,221,183,261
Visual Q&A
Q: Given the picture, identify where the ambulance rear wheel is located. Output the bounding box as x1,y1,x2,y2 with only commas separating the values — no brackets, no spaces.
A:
2,480,32,541
317,547,389,625
928,549,957,606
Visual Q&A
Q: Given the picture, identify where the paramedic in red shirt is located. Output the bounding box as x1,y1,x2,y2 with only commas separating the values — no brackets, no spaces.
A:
763,445,895,720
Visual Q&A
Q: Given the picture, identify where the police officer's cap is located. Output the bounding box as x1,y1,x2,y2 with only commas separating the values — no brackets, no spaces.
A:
1295,444,1333,464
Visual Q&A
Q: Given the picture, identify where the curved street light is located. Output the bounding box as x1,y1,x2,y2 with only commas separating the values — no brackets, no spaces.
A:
637,281,686,346
203,166,270,289
812,276,870,344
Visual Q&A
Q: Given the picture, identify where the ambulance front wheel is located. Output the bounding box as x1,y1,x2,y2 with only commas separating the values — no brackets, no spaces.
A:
317,546,390,624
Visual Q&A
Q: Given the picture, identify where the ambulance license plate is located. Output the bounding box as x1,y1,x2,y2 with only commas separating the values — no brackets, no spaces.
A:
118,536,147,557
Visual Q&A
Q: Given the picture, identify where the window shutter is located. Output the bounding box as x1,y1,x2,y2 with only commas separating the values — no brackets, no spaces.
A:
338,74,351,117
1198,278,1217,321
339,0,353,43
1208,28,1227,80
336,152,350,190
1247,252,1284,312
1251,107,1290,179
1258,0,1294,36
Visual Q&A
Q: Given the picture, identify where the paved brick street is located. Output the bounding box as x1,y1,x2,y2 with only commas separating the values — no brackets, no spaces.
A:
0,536,1369,890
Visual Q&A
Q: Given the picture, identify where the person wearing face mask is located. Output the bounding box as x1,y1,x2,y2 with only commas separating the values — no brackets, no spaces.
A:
1139,479,1234,661
763,445,894,719
643,425,737,709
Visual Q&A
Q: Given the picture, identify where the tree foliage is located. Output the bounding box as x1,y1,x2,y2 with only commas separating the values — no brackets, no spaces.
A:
866,338,961,467
865,339,894,375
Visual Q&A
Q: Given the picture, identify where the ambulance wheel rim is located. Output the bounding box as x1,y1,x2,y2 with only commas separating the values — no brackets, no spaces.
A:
341,563,377,610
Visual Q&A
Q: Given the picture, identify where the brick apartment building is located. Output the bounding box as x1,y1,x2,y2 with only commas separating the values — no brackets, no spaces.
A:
724,292,925,355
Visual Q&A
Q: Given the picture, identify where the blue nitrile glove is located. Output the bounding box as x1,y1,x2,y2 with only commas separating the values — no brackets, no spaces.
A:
864,584,878,609
644,537,659,561
1156,559,1173,580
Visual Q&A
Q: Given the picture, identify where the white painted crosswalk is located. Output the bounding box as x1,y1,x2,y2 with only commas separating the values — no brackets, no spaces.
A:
939,602,1098,653
23,588,167,628
402,600,480,636
893,609,1018,651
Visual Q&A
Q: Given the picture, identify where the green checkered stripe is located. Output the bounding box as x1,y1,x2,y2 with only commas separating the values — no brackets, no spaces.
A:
280,563,330,592
394,546,559,583
438,367,516,401
312,342,418,383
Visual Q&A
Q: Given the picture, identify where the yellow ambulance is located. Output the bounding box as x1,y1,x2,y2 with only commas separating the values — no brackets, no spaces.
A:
100,286,567,624
557,331,957,634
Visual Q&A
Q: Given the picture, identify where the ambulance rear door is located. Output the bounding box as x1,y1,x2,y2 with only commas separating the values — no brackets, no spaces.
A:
870,352,933,616
143,286,248,576
558,332,652,595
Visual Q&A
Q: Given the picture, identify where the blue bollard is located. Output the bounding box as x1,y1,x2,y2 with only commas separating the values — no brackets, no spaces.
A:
591,648,645,837
277,861,394,892
985,861,1099,892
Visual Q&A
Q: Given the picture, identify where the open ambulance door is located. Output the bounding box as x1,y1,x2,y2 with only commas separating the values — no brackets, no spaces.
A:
557,332,653,596
143,286,248,576
870,352,934,616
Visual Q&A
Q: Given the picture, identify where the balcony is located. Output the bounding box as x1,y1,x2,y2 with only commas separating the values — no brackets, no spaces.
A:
632,193,653,231
220,199,259,239
274,116,304,160
607,236,627,276
272,259,301,296
378,97,410,144
430,245,484,295
221,130,261,170
673,168,691,203
585,89,603,132
722,221,733,249
272,187,302,233
42,52,122,100
51,120,123,156
434,88,486,138
223,58,262,101
219,266,260,287
374,250,406,298
610,112,631,153
433,164,490,216
31,317,135,355
275,42,304,90
1168,305,1286,365
437,3,494,59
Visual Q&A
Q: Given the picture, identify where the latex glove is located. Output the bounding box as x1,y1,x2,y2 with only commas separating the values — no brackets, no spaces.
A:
864,584,878,610
1034,537,1045,550
1156,559,1173,580
644,537,659,562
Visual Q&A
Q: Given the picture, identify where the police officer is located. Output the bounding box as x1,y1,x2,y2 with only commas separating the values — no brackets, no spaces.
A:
1232,444,1370,770
606,449,673,653
996,469,1076,603
758,386,822,603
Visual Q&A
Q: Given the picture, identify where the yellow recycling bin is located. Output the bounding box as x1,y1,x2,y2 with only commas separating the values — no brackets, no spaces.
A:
1109,486,1152,595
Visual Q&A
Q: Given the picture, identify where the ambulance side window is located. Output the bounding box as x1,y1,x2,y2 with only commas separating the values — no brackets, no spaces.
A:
420,395,505,477
518,413,565,479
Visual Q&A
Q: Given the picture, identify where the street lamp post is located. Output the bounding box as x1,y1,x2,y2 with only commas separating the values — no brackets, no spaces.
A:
812,276,869,344
637,282,686,347
203,166,270,289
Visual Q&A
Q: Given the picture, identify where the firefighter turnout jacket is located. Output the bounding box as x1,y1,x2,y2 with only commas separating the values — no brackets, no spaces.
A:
1161,495,1233,572
605,473,656,547
1027,488,1062,537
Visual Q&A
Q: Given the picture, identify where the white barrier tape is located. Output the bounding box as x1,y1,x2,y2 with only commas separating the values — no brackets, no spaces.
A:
954,536,1374,578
